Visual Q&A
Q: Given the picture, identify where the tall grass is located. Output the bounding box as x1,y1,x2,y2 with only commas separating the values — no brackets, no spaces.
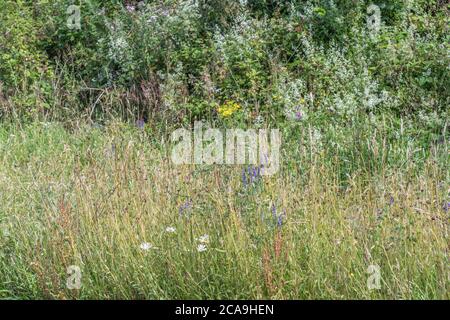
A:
0,120,447,299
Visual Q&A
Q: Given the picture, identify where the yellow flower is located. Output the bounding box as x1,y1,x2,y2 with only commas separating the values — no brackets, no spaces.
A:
217,100,241,117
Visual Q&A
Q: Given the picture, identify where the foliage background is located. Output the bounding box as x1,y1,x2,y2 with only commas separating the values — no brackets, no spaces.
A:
0,0,448,300
0,0,448,125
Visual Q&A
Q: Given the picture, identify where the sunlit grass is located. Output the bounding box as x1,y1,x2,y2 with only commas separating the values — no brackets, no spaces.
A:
0,121,448,299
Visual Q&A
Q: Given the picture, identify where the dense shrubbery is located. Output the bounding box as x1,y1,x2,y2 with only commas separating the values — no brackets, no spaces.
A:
0,0,54,116
0,0,448,124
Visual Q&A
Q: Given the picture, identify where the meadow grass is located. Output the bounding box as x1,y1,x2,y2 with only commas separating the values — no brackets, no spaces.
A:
0,120,448,299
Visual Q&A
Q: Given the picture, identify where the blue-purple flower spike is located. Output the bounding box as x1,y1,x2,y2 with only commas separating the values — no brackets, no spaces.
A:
277,209,286,228
252,167,258,181
242,168,247,187
277,214,283,227
271,204,277,218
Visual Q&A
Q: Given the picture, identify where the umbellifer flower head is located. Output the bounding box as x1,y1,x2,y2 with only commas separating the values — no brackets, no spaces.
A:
196,234,209,244
140,242,153,251
166,226,176,233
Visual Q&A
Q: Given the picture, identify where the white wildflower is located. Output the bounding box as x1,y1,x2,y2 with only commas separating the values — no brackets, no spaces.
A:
196,234,209,244
165,226,176,233
139,242,153,251
197,244,207,252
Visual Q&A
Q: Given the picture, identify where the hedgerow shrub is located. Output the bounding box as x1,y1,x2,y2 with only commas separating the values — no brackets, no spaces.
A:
0,0,448,123
0,0,54,116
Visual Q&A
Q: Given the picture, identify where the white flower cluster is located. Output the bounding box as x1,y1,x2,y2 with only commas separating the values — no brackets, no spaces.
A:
277,78,309,122
196,234,209,252
213,13,264,67
158,63,186,111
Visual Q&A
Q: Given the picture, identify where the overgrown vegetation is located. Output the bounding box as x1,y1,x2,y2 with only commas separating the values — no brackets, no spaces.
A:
0,0,448,299
1,0,448,122
0,121,448,299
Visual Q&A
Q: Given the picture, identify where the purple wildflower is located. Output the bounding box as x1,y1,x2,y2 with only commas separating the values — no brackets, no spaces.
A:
178,200,192,216
271,204,277,218
126,5,136,13
277,215,283,228
242,168,247,187
242,164,263,187
277,209,286,228
252,167,260,182
389,195,394,206
292,105,304,121
443,202,449,212
136,119,145,130
270,205,285,228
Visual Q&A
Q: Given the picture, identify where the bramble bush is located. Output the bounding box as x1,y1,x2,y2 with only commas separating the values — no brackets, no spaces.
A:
0,0,448,125
0,0,54,117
